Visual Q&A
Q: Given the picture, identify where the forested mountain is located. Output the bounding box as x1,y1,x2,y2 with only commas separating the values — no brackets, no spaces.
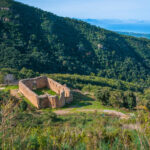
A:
1,0,150,82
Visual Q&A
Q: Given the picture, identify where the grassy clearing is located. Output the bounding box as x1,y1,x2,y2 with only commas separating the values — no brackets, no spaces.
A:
3,85,18,92
60,91,129,114
33,88,58,96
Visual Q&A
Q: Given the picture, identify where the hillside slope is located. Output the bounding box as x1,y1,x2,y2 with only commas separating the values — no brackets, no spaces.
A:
1,0,150,82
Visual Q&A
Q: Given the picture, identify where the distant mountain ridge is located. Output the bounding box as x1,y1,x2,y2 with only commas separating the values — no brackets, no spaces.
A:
82,19,150,34
117,32,150,39
1,0,150,82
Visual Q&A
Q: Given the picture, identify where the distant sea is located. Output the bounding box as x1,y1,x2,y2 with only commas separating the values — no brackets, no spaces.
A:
81,19,150,39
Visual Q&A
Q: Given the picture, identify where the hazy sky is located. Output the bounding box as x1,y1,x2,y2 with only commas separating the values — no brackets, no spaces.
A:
15,0,150,21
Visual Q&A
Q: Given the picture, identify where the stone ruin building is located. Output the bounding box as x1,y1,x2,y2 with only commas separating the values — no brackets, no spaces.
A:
19,76,73,109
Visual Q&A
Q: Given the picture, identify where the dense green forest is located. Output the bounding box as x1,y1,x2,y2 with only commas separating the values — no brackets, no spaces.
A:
1,0,150,82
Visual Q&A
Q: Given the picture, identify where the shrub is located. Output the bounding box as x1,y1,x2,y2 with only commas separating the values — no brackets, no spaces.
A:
95,88,110,105
0,73,4,84
0,91,10,107
109,91,124,107
19,100,28,111
19,67,39,79
95,88,136,109
146,100,150,111
123,91,136,109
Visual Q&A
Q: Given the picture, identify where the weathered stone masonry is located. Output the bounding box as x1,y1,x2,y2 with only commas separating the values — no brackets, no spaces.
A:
19,76,73,109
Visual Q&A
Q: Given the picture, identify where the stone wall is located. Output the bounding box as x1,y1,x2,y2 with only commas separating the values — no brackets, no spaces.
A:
19,76,73,109
47,78,72,97
21,76,47,90
19,80,40,108
38,95,50,108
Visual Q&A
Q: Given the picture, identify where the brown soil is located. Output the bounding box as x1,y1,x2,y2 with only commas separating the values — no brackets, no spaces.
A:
54,108,129,119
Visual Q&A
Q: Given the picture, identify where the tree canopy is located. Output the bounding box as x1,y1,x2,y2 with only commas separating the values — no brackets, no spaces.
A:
1,0,150,82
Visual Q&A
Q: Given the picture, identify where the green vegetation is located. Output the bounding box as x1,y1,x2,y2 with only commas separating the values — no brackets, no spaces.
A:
47,74,150,109
4,85,18,91
1,0,150,82
1,73,150,111
1,73,150,149
20,95,36,110
0,68,39,84
1,95,150,149
33,88,57,96
64,91,112,111
95,88,136,109
48,74,145,92
19,100,28,111
1,0,150,149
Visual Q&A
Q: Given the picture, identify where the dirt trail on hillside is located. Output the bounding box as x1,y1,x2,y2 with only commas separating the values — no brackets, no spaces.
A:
0,87,5,90
54,109,129,119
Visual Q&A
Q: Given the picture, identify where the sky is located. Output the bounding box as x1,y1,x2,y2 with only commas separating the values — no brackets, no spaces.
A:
15,0,150,21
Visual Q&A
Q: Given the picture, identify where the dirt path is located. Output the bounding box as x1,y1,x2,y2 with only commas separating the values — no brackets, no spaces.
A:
0,87,5,90
54,108,129,119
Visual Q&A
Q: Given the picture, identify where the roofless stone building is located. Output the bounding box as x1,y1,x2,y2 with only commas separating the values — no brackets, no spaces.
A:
19,76,73,109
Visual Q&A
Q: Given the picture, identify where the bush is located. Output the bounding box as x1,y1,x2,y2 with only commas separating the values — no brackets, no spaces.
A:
146,100,150,111
109,91,124,107
0,91,10,107
95,88,136,109
94,88,110,105
19,67,39,79
0,73,4,84
19,100,28,111
0,68,39,82
123,91,136,109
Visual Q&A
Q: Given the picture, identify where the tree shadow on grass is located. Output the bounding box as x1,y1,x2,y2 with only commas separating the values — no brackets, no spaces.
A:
64,91,95,108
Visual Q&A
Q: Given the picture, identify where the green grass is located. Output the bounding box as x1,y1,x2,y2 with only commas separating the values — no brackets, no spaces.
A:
68,92,105,110
3,85,18,92
0,83,129,114
54,91,130,114
1,103,148,150
21,95,36,109
33,88,58,96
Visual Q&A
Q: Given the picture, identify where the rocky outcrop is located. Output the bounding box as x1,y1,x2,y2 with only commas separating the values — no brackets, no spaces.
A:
0,7,10,11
